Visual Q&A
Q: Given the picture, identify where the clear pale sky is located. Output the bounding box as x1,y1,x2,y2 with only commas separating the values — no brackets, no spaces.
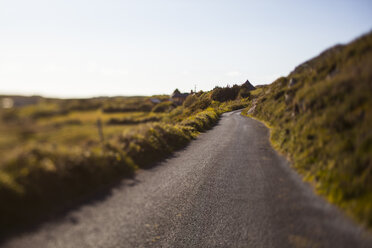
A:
0,0,371,98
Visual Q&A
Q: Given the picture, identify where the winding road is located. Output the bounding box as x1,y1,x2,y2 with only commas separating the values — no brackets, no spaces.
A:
2,110,371,247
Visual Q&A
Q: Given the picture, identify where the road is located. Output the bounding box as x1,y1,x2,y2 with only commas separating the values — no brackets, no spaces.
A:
2,110,371,248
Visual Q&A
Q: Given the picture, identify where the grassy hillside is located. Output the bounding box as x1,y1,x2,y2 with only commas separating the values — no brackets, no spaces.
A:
243,32,372,227
0,87,250,234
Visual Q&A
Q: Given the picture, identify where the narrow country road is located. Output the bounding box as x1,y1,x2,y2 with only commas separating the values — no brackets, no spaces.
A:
2,111,371,248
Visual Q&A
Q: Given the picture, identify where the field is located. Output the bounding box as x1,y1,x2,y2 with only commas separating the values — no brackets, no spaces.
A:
0,87,251,234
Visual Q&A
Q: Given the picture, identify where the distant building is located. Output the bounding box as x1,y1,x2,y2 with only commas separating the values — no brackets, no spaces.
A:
241,80,255,91
170,89,189,105
0,95,41,108
0,96,41,108
1,98,14,109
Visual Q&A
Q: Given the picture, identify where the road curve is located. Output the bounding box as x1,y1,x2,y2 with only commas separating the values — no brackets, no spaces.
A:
2,110,371,248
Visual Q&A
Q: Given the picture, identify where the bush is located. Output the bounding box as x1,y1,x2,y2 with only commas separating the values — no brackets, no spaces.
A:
188,96,212,112
152,101,175,113
183,94,198,108
0,145,136,233
118,124,193,167
107,116,160,125
62,99,103,112
102,98,154,113
180,108,219,131
238,88,251,99
211,85,241,102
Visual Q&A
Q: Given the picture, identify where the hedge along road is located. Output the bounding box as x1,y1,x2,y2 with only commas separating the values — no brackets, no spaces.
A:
2,110,372,248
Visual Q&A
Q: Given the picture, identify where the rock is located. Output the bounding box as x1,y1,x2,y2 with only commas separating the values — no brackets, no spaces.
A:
247,104,256,115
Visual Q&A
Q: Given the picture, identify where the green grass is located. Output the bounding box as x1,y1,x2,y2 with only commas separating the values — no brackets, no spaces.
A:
0,89,250,234
242,31,372,228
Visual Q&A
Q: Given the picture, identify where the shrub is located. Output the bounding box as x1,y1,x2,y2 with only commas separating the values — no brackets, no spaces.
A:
107,116,160,125
238,87,251,99
183,94,198,108
0,145,136,232
211,85,241,102
152,101,175,113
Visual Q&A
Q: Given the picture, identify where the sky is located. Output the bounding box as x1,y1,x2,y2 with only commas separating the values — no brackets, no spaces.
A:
0,0,371,98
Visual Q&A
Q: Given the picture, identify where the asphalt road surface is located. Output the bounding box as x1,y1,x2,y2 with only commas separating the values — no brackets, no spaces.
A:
2,110,372,248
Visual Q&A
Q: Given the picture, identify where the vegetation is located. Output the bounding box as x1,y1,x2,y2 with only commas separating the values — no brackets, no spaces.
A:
102,97,154,113
242,32,372,227
211,84,241,102
151,101,175,113
0,85,251,234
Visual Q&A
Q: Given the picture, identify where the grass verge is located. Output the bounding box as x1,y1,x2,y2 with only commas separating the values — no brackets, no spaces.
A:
242,31,372,228
0,107,220,235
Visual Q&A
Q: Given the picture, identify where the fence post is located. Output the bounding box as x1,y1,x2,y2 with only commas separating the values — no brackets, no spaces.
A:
96,118,104,143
